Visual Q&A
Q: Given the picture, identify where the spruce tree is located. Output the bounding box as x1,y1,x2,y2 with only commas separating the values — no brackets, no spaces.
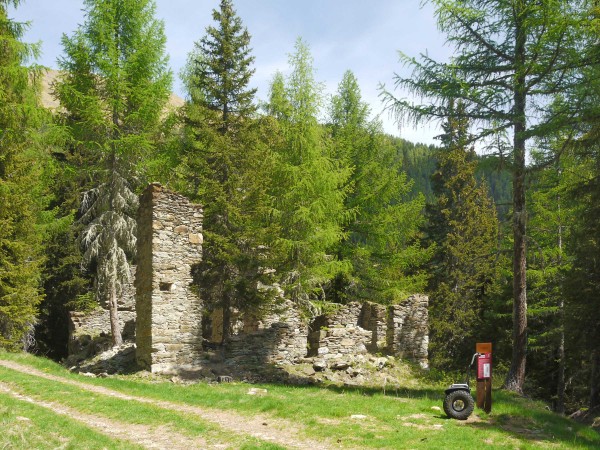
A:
266,39,349,312
188,0,256,134
181,1,276,342
55,0,172,346
0,1,46,350
426,102,499,368
329,71,429,304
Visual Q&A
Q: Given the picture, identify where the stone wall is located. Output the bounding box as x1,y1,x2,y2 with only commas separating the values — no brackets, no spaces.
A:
387,294,429,368
307,297,429,367
358,302,388,352
135,183,204,373
67,266,136,361
225,300,308,367
308,303,372,360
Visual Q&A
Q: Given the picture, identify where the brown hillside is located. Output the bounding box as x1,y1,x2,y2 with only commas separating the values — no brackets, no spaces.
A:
40,69,185,111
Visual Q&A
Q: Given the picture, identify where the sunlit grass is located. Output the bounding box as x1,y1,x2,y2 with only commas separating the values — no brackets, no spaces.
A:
1,351,598,449
0,392,141,449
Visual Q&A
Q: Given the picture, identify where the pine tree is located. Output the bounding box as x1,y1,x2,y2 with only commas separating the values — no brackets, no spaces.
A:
55,0,172,346
381,0,592,394
329,71,430,304
266,39,350,312
187,0,256,134
426,102,499,368
0,0,45,350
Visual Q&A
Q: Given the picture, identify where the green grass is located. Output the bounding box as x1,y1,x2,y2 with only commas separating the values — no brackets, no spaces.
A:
0,360,284,449
1,351,599,449
0,392,142,449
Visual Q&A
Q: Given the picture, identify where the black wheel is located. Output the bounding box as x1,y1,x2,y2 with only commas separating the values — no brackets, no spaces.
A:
443,390,474,420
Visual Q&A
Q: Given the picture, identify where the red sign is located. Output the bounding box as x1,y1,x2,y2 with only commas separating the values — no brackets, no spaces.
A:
477,352,492,379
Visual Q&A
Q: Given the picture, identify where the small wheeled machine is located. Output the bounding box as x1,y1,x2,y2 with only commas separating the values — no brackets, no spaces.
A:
443,352,480,420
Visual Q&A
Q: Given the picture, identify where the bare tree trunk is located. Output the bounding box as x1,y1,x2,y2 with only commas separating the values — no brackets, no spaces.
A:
109,281,123,347
504,19,527,394
556,320,566,414
221,297,231,345
591,349,600,410
556,196,566,414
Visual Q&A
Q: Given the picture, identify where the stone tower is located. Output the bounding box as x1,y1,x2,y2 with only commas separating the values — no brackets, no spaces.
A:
135,183,204,373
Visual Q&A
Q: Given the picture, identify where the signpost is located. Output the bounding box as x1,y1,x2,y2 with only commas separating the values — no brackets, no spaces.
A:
476,342,492,413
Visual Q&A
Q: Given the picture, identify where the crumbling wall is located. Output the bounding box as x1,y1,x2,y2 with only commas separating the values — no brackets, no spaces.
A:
358,302,388,352
308,302,372,360
135,183,204,373
67,267,136,362
225,300,308,367
387,294,429,368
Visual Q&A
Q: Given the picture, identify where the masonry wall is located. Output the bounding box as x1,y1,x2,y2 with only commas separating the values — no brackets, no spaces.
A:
225,300,308,368
387,294,429,368
67,267,136,361
307,302,372,359
135,183,204,373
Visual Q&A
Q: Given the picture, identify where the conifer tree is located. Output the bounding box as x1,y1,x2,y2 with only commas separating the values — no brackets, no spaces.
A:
382,0,591,393
0,0,45,350
329,71,429,304
425,102,499,368
267,39,349,312
181,0,276,342
188,0,256,134
55,0,172,346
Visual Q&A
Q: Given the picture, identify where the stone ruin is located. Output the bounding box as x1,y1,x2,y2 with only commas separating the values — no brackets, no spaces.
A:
67,183,430,374
135,183,204,373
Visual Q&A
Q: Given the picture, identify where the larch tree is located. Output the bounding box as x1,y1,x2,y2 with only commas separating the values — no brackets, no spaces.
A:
329,70,429,304
55,0,172,346
266,39,350,313
0,0,45,350
382,0,591,394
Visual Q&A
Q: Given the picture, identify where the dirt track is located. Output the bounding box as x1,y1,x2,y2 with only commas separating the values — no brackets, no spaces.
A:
0,359,335,450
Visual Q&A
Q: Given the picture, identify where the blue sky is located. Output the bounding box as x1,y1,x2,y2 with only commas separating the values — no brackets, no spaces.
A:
9,0,451,143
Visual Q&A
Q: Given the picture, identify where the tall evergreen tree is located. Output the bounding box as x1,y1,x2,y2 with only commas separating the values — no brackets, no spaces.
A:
527,152,578,413
329,71,429,304
181,1,276,342
426,102,499,368
55,0,172,346
0,0,45,350
266,39,350,312
382,0,591,394
187,0,256,134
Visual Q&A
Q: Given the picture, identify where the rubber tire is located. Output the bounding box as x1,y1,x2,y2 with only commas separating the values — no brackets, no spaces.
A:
443,390,474,420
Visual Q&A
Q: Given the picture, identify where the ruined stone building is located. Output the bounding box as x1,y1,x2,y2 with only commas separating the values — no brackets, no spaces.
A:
69,184,429,374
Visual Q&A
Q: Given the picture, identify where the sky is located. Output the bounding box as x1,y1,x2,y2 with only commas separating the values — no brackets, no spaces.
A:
8,0,452,144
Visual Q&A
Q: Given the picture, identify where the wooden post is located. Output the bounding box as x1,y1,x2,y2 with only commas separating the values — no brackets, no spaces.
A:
476,342,492,413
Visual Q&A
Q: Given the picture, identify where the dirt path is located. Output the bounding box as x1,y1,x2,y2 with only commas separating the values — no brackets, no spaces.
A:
0,382,213,449
0,360,334,450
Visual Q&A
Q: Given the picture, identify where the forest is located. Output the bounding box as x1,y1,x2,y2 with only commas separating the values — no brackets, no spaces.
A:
1,0,599,419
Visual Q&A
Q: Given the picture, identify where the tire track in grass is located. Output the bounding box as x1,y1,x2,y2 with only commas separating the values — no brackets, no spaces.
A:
0,359,335,450
0,382,212,450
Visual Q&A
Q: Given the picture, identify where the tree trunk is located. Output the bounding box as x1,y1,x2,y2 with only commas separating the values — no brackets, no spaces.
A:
109,282,123,347
556,199,566,414
556,320,566,414
221,297,231,345
591,348,600,410
504,18,527,394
